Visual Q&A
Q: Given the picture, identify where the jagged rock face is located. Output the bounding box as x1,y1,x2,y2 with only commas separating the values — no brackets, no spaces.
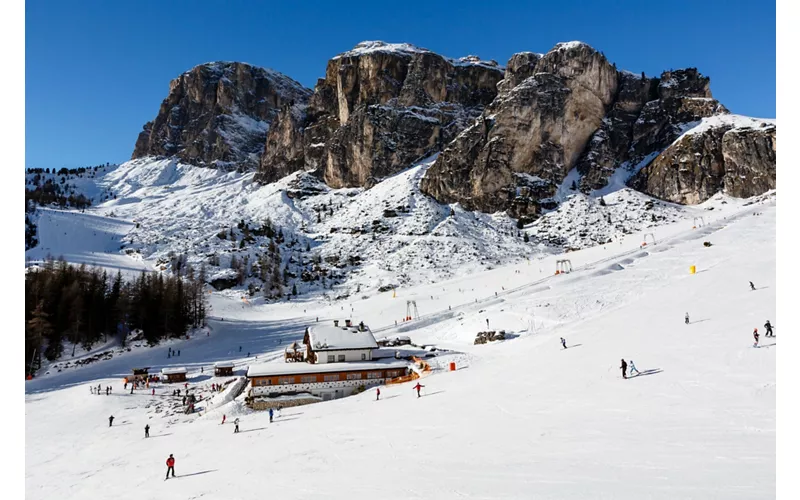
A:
721,126,776,198
496,52,541,94
420,42,619,217
631,119,776,203
575,68,728,193
133,62,311,170
255,42,503,186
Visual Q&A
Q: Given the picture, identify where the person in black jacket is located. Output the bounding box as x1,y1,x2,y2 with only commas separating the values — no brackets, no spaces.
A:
108,415,114,427
620,359,628,379
764,320,774,337
145,424,150,438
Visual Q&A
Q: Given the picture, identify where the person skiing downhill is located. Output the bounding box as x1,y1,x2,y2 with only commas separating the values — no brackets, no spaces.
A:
750,281,756,291
753,328,760,347
165,454,175,479
629,360,639,376
269,408,274,423
413,383,424,398
685,312,690,325
234,418,240,433
108,415,114,427
560,337,567,349
620,359,628,379
765,320,774,337
376,388,381,401
144,424,150,438
221,414,226,425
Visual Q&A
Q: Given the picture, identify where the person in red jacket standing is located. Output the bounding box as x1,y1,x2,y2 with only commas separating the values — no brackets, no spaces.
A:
165,454,175,479
412,383,424,398
376,387,381,401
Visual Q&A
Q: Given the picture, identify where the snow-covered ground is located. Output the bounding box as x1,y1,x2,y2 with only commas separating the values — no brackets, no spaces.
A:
26,194,775,499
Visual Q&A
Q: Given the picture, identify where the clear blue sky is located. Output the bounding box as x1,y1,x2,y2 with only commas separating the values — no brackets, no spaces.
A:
25,0,775,170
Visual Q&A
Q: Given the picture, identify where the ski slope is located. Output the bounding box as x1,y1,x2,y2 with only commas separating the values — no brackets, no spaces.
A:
25,208,150,277
25,196,776,499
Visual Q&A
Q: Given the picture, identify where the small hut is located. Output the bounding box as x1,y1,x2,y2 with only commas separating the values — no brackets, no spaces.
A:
161,367,188,383
214,361,235,377
131,367,150,382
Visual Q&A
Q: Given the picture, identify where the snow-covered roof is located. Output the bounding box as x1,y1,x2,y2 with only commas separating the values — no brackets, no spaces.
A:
308,323,378,351
214,361,235,368
161,367,187,375
247,360,410,378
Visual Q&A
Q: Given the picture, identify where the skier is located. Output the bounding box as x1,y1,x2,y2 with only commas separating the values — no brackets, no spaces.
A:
685,312,690,325
750,281,756,291
221,414,226,425
144,424,150,438
108,415,114,427
764,320,774,337
152,388,155,396
753,328,760,347
184,382,188,391
130,384,134,394
560,337,567,349
165,454,175,479
201,367,204,374
106,387,110,396
629,360,639,376
413,382,424,398
247,352,250,357
269,408,274,423
486,318,489,329
376,387,381,401
234,418,240,433
177,350,180,356
620,359,628,379
239,346,242,352
124,381,127,390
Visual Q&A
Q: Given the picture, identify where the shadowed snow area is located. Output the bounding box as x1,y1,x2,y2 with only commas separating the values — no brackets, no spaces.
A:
26,194,775,499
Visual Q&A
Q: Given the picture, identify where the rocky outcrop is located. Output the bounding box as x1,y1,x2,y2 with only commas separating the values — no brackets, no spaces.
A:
419,38,753,216
133,62,311,170
420,42,619,217
255,41,504,186
630,116,775,203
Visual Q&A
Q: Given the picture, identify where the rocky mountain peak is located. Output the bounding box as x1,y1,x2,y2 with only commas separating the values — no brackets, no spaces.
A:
132,61,311,170
256,41,504,187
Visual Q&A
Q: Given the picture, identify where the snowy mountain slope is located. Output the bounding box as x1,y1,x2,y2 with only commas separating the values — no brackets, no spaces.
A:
24,155,766,299
25,197,775,499
25,209,150,277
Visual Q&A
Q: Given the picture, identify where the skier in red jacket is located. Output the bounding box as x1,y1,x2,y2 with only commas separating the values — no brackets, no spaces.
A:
413,383,424,398
165,454,175,479
376,387,381,401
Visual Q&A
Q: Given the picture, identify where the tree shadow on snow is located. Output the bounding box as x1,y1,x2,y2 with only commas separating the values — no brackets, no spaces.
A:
631,369,663,378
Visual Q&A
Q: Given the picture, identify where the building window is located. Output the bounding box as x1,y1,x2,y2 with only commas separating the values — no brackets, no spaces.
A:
324,374,339,382
387,370,399,377
361,353,366,360
367,372,381,379
279,377,294,385
300,376,316,383
338,354,345,362
346,373,361,380
327,355,335,363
